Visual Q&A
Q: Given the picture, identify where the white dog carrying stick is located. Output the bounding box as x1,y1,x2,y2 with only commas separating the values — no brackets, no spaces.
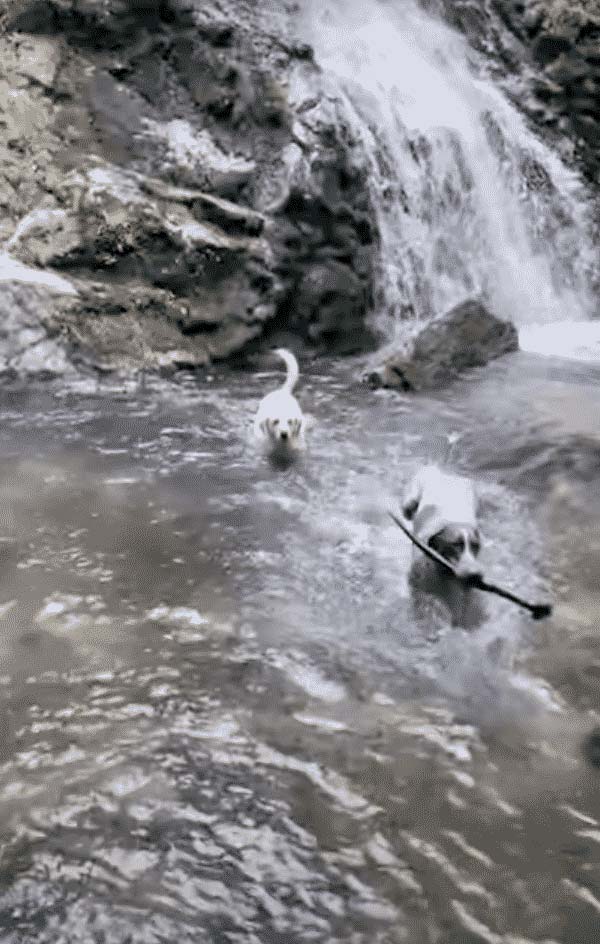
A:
389,511,552,620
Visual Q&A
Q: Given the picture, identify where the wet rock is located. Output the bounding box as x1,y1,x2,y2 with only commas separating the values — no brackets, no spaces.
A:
5,0,58,33
571,96,600,121
365,299,518,392
0,272,78,378
13,35,60,88
139,179,265,236
532,76,567,103
5,162,282,368
544,52,589,86
571,114,600,146
140,119,256,196
532,31,573,64
254,74,377,354
296,261,374,353
485,0,600,183
577,41,600,67
0,0,377,375
582,725,600,768
11,164,271,271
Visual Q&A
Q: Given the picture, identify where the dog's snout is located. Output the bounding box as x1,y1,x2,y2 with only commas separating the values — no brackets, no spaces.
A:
280,430,288,440
455,558,483,582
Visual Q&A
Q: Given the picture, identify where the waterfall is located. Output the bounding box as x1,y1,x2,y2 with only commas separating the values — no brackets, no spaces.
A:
301,0,598,343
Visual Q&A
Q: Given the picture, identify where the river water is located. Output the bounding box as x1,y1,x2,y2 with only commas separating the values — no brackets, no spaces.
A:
1,0,600,939
0,345,598,943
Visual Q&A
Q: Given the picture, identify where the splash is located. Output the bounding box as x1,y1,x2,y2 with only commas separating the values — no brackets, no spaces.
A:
302,0,597,337
519,320,600,362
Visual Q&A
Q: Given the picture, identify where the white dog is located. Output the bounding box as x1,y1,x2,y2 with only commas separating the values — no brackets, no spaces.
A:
402,465,483,580
401,465,485,628
253,348,305,455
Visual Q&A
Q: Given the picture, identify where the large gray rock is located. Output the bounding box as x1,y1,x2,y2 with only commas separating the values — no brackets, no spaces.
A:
365,299,519,391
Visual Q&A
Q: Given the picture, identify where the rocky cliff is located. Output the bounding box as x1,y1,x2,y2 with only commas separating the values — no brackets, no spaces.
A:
497,1,600,184
435,0,600,185
0,0,377,375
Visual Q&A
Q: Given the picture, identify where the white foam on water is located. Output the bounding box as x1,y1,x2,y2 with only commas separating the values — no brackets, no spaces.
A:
519,320,600,362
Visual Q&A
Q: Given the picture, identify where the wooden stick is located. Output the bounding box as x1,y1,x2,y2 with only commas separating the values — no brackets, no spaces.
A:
388,511,552,620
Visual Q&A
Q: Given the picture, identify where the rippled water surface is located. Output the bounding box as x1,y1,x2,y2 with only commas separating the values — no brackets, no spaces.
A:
0,351,599,943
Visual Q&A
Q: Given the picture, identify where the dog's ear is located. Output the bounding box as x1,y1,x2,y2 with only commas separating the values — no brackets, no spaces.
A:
402,498,419,520
260,419,269,435
402,474,423,520
428,527,463,562
428,529,446,555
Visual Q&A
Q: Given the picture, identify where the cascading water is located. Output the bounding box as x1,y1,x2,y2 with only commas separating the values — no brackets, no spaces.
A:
301,0,599,347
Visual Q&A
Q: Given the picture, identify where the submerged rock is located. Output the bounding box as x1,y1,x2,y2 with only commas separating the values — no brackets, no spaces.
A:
365,299,518,391
0,0,377,376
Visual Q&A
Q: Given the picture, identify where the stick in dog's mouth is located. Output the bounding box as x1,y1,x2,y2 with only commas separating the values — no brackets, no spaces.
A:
388,511,552,621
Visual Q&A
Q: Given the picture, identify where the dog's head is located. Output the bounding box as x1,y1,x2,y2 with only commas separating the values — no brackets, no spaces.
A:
428,524,482,581
262,416,302,445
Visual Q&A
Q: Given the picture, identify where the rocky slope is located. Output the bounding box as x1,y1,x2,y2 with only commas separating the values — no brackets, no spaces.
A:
0,0,377,375
434,0,600,185
497,0,600,183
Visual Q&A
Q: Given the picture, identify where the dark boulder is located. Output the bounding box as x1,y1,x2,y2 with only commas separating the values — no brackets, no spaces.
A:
365,299,519,391
532,31,573,65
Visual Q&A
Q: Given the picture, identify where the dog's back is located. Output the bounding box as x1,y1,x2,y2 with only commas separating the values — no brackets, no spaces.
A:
403,465,478,543
402,464,483,580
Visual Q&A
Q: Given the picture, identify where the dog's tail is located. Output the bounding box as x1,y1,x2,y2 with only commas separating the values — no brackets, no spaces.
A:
274,348,300,393
444,432,462,466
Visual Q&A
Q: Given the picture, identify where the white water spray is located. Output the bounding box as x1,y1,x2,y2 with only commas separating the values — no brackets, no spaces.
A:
302,0,598,344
